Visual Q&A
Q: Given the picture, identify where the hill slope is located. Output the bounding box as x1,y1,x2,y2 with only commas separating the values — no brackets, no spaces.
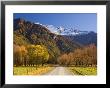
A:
63,32,97,46
14,18,82,63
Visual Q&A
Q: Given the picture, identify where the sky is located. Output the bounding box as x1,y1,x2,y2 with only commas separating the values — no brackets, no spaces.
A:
14,13,97,33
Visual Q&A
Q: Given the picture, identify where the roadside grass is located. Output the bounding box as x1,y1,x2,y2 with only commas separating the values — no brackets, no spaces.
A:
13,65,54,75
68,67,97,75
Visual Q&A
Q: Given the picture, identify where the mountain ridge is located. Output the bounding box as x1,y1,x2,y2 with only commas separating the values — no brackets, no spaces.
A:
14,18,82,63
63,31,97,46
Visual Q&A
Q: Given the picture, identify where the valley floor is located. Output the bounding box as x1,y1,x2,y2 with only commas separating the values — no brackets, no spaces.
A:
14,66,97,76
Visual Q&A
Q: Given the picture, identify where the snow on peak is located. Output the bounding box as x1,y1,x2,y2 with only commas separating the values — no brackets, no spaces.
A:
35,22,40,24
34,21,89,35
44,25,64,35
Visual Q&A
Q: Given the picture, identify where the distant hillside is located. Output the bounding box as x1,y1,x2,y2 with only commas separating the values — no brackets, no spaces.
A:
14,18,82,63
63,31,97,46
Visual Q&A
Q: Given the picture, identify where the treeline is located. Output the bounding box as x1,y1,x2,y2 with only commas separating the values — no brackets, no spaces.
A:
14,44,49,66
58,44,97,67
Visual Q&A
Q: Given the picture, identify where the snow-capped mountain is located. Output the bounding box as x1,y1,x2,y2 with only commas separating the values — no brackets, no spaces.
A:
44,25,64,35
34,22,93,36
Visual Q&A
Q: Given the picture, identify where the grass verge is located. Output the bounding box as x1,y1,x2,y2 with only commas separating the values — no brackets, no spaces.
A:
68,67,97,75
14,65,54,75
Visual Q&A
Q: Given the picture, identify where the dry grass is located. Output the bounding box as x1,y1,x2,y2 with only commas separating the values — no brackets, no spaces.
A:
68,67,97,75
14,65,54,75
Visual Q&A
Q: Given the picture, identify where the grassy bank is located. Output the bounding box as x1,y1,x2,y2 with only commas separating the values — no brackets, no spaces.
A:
68,67,97,75
14,65,54,75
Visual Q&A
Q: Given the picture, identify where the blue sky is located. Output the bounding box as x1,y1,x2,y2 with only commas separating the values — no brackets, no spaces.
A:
14,13,97,33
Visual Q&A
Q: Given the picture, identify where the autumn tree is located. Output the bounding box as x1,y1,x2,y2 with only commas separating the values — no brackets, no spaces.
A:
13,44,28,66
58,54,70,66
20,45,28,66
57,44,97,67
35,45,49,66
13,44,22,66
27,45,49,66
